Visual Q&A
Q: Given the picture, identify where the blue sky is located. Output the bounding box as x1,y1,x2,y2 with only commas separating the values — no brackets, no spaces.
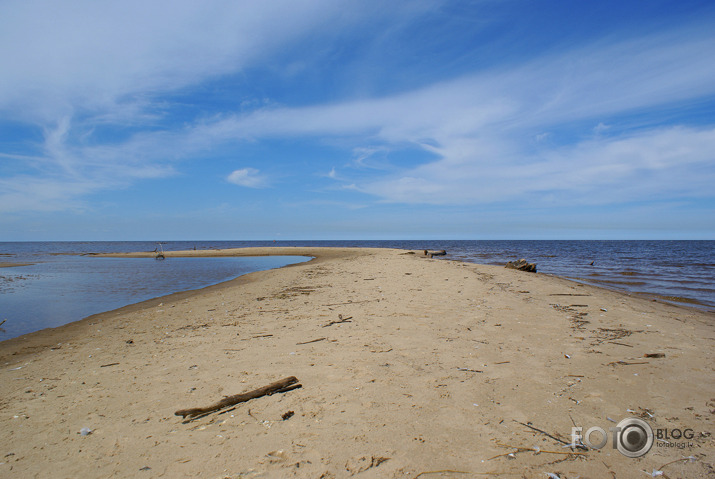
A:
1,0,714,240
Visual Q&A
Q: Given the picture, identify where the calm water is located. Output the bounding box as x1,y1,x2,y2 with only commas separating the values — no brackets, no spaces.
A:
0,242,310,340
1,240,713,340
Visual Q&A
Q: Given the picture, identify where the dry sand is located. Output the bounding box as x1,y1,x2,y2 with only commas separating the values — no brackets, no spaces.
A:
0,247,713,478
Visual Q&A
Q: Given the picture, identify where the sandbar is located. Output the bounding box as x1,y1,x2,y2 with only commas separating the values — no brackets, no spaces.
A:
1,247,713,477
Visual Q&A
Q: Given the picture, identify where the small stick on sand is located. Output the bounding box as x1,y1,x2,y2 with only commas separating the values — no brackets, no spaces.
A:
322,314,353,327
607,360,649,366
457,367,483,373
487,442,587,460
513,420,571,446
322,299,378,307
175,376,301,420
296,337,327,345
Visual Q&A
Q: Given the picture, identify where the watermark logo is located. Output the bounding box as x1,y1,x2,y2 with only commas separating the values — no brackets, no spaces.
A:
613,418,654,458
572,418,694,458
572,418,653,458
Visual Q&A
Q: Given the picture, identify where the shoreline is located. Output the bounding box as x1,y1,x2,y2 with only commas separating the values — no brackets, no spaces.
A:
90,245,715,314
555,274,714,312
3,246,710,349
2,241,713,314
1,247,713,477
0,247,361,352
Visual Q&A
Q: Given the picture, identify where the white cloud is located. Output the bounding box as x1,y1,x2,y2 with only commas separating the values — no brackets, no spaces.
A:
227,168,268,188
360,126,715,205
187,25,715,206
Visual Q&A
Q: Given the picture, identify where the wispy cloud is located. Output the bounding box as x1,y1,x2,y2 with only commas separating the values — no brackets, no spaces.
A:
197,24,715,139
0,1,436,211
0,1,390,119
187,25,715,205
360,126,715,205
0,117,176,213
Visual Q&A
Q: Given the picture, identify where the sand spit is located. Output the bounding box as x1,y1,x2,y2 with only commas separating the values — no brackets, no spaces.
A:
0,247,713,478
0,263,33,268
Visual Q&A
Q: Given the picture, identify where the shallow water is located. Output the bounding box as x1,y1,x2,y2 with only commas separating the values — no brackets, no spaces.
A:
435,240,714,311
0,240,712,340
0,245,310,339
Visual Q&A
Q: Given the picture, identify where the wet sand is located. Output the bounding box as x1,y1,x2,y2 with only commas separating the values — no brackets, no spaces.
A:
0,247,713,478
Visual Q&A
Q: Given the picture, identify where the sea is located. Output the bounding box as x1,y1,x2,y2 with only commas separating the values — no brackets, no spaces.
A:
0,240,713,340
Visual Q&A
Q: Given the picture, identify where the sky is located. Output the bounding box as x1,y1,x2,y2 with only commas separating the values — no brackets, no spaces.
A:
1,0,714,241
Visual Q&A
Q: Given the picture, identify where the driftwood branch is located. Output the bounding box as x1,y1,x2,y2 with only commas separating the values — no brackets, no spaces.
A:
175,376,301,420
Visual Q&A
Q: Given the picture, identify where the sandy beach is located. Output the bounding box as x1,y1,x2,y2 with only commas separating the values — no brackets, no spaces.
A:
0,247,713,478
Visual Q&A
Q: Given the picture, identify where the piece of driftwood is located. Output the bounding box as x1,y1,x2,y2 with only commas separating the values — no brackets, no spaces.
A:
505,258,537,272
175,376,301,419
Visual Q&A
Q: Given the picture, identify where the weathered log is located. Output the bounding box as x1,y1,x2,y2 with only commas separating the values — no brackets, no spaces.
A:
175,376,301,419
505,258,537,273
